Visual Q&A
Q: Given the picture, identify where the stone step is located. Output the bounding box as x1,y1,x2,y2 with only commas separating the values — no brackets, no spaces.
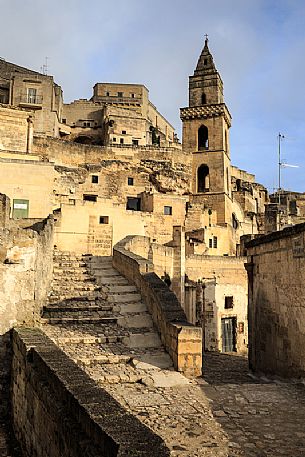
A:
97,276,129,285
92,268,121,277
108,293,142,303
88,364,143,385
55,335,122,345
41,316,118,325
43,304,113,313
107,284,137,293
75,354,131,366
117,302,148,313
117,313,153,329
50,285,100,292
47,296,101,304
122,332,162,349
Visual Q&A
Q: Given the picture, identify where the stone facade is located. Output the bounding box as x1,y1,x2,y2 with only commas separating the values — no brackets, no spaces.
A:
246,223,305,377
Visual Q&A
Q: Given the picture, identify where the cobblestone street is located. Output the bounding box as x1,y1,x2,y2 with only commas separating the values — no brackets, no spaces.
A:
201,352,305,457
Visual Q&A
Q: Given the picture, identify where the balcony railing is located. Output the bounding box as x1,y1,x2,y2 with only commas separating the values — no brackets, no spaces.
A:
96,95,141,104
19,94,43,106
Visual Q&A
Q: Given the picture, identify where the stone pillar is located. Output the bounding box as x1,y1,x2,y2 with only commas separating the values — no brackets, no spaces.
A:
26,115,34,154
171,226,186,309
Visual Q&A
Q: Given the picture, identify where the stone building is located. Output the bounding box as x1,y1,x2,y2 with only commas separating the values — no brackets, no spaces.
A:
0,38,270,355
246,223,305,378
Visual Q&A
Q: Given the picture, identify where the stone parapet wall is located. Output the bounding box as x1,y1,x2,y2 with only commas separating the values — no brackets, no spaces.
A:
11,328,169,457
113,236,202,377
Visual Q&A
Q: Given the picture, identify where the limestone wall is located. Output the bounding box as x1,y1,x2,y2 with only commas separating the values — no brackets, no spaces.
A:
0,105,31,153
113,237,202,377
0,213,54,336
11,328,169,457
246,223,305,377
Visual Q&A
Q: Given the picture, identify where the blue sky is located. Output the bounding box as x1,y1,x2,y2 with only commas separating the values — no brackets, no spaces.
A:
1,0,305,192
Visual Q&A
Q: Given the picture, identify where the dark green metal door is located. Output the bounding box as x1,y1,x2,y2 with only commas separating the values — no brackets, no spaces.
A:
221,317,237,352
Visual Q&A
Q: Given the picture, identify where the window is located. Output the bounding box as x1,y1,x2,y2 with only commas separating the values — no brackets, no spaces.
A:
197,164,209,193
99,216,109,224
27,88,37,103
198,125,208,150
209,239,213,248
92,175,99,184
213,236,218,248
126,197,141,211
12,199,29,219
225,296,234,309
83,194,97,202
131,93,135,98
120,138,124,144
83,121,91,127
122,130,126,134
106,91,110,96
128,177,134,186
132,139,139,146
62,118,66,124
118,92,123,97
164,206,172,215
113,137,117,142
204,58,208,65
68,199,75,205
201,93,206,104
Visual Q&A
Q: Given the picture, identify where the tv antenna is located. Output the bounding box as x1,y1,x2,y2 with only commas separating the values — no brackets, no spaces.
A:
40,57,49,75
277,132,299,204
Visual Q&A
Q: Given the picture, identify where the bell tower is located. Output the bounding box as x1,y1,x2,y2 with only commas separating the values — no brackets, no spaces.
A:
181,37,232,225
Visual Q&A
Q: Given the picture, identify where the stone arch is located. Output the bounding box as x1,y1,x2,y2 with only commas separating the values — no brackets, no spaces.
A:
198,125,208,150
197,164,210,193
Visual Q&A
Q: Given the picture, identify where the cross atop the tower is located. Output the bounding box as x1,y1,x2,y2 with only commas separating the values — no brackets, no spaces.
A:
204,34,209,44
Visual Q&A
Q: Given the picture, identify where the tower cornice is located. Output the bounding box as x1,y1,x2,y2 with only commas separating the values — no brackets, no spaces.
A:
180,103,231,127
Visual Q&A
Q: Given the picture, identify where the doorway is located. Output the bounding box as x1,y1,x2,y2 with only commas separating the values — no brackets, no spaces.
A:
221,317,237,352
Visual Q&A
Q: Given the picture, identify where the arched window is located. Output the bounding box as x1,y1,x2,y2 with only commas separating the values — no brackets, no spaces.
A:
197,164,210,193
198,125,208,150
201,93,206,105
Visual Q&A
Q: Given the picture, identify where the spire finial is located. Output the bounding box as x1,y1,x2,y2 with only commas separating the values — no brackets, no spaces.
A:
204,34,209,45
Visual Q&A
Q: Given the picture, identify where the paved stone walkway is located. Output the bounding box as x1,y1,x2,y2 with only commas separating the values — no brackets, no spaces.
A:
202,352,305,457
43,252,305,456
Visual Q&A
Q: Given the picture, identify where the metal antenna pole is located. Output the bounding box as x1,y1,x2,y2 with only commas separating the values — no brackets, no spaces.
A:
278,133,284,204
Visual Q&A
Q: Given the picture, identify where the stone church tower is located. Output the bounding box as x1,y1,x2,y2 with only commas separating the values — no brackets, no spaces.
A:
181,38,232,226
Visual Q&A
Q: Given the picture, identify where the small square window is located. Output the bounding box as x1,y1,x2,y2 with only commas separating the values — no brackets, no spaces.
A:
132,139,139,146
92,175,99,184
128,177,134,186
120,138,124,144
122,130,126,135
62,118,66,124
68,199,75,205
113,137,116,142
209,238,213,248
99,216,109,224
213,236,218,248
118,92,123,97
164,206,172,215
225,296,234,309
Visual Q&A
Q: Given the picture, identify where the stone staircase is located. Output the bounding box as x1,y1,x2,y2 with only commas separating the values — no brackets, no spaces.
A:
42,252,117,325
42,251,175,387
